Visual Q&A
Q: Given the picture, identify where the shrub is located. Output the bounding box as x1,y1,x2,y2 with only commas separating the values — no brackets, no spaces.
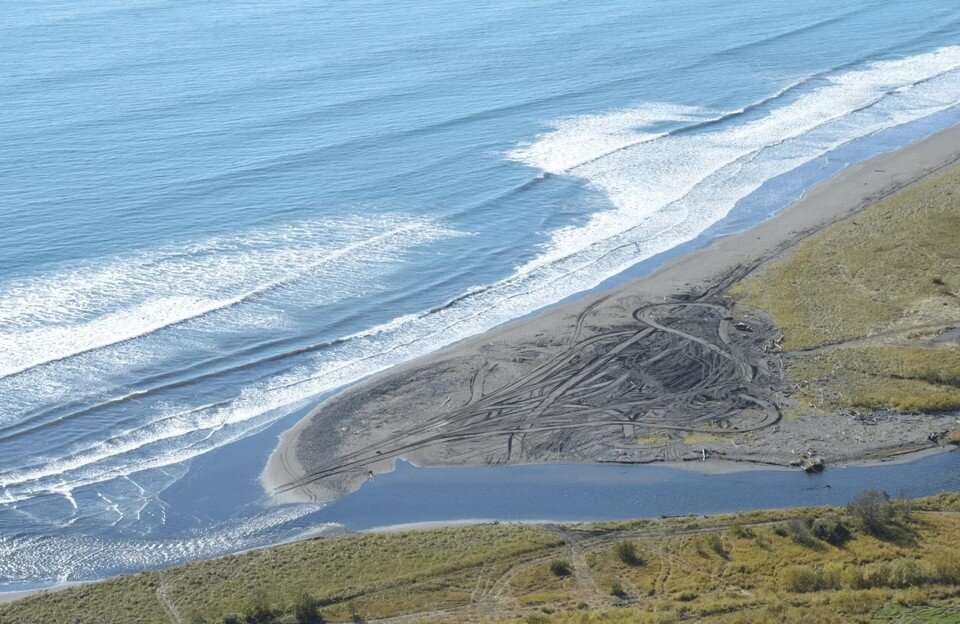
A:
860,561,893,589
812,515,851,546
786,518,817,547
292,593,325,624
729,524,754,539
780,566,827,593
851,558,947,589
895,586,931,607
847,490,895,536
614,540,644,566
549,560,573,577
242,596,278,624
887,558,928,588
609,580,628,598
699,534,728,559
830,589,885,614
930,554,960,584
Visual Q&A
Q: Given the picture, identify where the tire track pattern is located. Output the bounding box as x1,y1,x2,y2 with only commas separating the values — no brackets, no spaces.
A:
278,271,782,495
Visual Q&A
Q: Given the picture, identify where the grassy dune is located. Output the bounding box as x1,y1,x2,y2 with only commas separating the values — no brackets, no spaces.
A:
732,167,960,414
4,494,960,623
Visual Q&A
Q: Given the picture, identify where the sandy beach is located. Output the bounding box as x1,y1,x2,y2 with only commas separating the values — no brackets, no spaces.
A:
265,123,960,505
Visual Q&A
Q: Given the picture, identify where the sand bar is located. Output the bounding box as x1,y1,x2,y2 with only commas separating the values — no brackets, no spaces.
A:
265,123,960,504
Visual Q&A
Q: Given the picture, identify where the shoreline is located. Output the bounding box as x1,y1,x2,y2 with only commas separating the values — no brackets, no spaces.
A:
265,122,960,505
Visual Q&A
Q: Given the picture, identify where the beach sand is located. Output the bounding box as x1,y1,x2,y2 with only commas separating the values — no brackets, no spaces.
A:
264,124,960,505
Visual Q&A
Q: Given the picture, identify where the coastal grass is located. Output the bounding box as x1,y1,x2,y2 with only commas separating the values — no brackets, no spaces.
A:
790,347,960,413
731,167,960,350
0,524,562,624
731,167,960,415
6,494,960,623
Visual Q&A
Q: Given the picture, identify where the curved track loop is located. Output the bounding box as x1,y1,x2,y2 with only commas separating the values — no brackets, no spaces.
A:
278,270,782,495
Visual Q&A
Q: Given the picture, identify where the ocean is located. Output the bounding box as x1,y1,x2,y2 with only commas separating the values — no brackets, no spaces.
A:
2,0,960,589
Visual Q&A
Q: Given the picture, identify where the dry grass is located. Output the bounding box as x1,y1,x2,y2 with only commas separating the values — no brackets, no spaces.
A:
0,524,562,624
731,167,960,350
6,494,960,623
789,347,960,413
731,167,960,415
634,430,671,446
683,432,720,445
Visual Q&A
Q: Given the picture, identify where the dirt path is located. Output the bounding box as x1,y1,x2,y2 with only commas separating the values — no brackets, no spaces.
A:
156,584,181,624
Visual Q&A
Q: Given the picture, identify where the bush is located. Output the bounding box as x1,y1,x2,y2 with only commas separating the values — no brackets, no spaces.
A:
780,565,843,593
830,589,886,614
614,540,644,566
887,558,928,588
861,561,894,589
549,560,573,577
847,490,896,536
292,593,325,624
848,557,955,589
786,518,817,547
780,566,827,593
697,534,728,559
729,524,754,539
812,515,851,546
240,596,277,624
609,580,627,598
930,554,960,584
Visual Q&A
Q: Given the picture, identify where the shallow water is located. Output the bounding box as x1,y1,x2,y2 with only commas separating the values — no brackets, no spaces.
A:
3,0,960,589
317,452,960,530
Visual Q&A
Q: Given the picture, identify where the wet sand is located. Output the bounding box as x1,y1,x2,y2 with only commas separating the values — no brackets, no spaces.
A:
265,123,960,504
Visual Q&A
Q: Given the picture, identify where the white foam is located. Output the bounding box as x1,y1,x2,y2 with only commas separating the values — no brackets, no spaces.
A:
507,103,710,174
0,217,454,380
0,504,330,585
3,47,960,506
509,46,960,274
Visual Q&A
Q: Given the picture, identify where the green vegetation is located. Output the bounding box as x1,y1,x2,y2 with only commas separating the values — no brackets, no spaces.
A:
6,493,960,624
790,347,960,413
877,603,960,623
732,167,960,414
634,430,670,446
0,525,561,624
612,540,643,567
549,560,573,577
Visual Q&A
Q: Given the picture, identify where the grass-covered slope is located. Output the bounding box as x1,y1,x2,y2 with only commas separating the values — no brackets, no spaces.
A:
732,167,960,414
4,494,960,624
0,524,561,624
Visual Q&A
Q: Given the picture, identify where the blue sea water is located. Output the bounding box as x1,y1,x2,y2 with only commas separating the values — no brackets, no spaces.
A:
2,0,960,589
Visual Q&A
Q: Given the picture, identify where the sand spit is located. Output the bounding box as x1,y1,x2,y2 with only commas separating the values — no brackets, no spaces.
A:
265,124,960,504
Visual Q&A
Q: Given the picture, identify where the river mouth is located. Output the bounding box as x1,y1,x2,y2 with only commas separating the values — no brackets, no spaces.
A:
311,450,960,531
4,109,960,593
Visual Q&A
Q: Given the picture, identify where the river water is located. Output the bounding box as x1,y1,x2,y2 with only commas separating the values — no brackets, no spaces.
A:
3,0,960,589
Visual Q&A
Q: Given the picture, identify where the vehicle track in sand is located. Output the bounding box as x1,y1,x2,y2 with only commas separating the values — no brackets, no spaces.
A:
278,264,783,496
